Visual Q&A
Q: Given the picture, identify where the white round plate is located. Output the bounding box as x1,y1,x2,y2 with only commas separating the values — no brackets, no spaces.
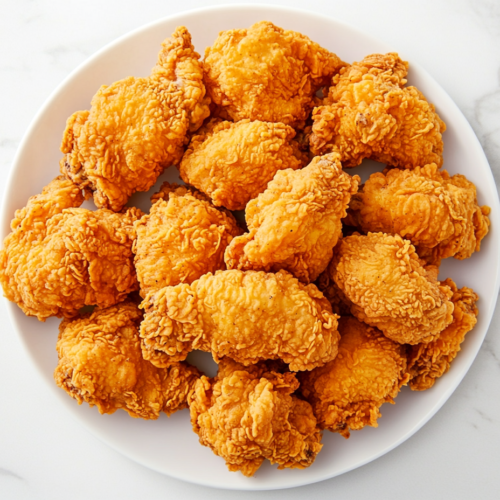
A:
1,4,499,491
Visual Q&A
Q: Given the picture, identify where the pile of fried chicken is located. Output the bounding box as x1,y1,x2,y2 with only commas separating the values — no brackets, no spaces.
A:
0,21,490,477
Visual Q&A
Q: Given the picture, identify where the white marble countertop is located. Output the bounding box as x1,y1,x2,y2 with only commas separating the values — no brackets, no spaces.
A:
1,0,500,498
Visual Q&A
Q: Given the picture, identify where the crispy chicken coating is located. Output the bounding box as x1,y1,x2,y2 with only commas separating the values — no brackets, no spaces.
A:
140,269,339,371
300,317,409,437
54,302,200,418
331,233,454,344
189,358,322,476
316,258,352,316
179,119,308,211
345,164,490,265
133,183,241,297
203,21,346,128
310,53,446,168
408,278,478,391
0,177,141,321
225,153,359,284
61,26,210,211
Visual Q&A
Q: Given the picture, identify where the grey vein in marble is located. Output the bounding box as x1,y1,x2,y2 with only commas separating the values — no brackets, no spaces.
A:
0,467,24,481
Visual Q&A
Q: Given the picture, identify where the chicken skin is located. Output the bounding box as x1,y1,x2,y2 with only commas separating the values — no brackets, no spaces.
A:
345,164,490,265
133,183,241,297
179,119,308,211
140,269,339,371
61,26,210,211
407,278,479,391
203,21,346,128
331,233,454,344
310,53,446,169
54,302,200,418
225,153,359,284
0,177,141,321
300,317,409,438
189,358,322,476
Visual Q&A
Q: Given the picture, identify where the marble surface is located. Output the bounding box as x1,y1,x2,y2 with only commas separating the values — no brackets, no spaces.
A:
1,0,500,498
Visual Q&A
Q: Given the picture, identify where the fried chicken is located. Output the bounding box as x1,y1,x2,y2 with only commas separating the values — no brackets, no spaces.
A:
189,358,322,476
61,26,210,211
140,269,339,371
133,183,241,297
299,316,409,438
179,119,308,211
345,164,491,265
316,259,352,316
331,233,454,344
224,153,359,284
407,278,478,391
54,302,200,418
203,21,346,128
310,53,446,168
0,176,141,321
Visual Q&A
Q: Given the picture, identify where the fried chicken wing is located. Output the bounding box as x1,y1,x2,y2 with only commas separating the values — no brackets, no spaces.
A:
61,27,210,211
140,269,339,371
133,183,241,297
54,302,200,418
331,233,454,344
310,53,446,168
189,358,322,476
0,177,141,321
224,153,359,283
203,21,346,128
300,317,409,437
179,119,308,211
408,278,478,391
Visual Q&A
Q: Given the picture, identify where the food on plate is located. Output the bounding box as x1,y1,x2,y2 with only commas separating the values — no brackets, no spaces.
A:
60,26,210,212
203,21,346,128
139,269,339,371
310,53,446,169
299,316,409,437
330,232,454,344
179,119,308,211
316,260,353,316
345,164,491,265
0,176,141,321
224,153,359,284
189,358,322,476
133,182,241,297
407,278,479,391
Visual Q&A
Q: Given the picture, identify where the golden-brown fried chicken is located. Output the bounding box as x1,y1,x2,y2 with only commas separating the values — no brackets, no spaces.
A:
331,232,454,344
189,358,322,476
0,177,141,321
316,259,352,316
345,164,490,265
179,119,308,211
310,53,446,168
54,302,200,418
407,278,478,391
133,183,241,297
224,153,359,284
140,269,339,371
61,27,210,212
299,317,409,437
203,21,346,128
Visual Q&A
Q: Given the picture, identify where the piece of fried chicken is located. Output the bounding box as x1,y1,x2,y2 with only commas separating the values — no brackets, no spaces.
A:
310,53,446,169
140,269,339,371
203,21,346,128
345,164,491,265
331,233,454,344
133,183,241,297
179,119,309,211
54,302,200,418
299,316,409,438
0,177,141,321
407,278,478,391
189,358,322,476
224,153,359,284
60,27,210,212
